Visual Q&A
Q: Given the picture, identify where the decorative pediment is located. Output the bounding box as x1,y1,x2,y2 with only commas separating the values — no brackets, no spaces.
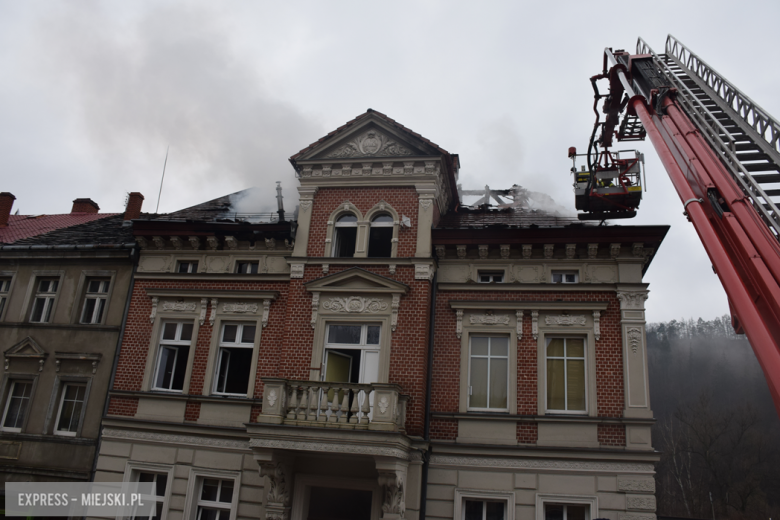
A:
5,337,47,358
301,119,435,162
305,267,409,295
5,337,48,371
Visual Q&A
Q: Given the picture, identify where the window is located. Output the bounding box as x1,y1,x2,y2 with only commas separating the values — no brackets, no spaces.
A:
134,472,168,520
333,214,358,258
546,337,586,413
468,336,508,411
367,214,394,258
197,478,234,520
464,499,506,520
80,279,109,324
478,271,504,283
213,323,256,396
551,271,578,284
544,504,588,520
54,383,86,436
178,261,199,273
153,322,194,392
0,277,10,318
30,278,58,322
2,380,33,431
235,261,258,274
323,324,381,385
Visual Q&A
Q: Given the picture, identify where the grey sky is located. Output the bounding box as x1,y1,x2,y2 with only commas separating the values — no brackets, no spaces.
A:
1,0,778,323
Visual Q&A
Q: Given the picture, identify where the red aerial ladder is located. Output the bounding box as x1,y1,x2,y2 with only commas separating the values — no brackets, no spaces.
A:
571,35,780,417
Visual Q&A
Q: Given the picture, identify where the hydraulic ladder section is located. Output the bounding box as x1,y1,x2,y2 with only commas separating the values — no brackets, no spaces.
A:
602,37,780,416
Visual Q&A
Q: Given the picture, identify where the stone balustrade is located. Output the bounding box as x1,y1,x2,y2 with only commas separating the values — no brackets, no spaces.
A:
257,378,408,432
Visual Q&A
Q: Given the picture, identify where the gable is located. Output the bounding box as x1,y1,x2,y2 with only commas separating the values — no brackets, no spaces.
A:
305,267,409,295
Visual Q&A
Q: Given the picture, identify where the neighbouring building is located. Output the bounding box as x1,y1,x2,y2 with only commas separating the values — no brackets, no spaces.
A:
0,193,144,486
91,110,667,520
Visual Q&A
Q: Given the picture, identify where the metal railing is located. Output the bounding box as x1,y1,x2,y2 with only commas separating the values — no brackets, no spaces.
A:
636,37,780,238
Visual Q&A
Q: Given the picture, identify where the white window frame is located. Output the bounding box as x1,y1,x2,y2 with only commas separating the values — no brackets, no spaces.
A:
534,494,597,520
454,489,515,520
477,271,505,283
467,335,510,412
123,461,175,520
1,379,35,432
544,336,588,415
0,275,12,321
182,468,240,520
152,321,195,393
213,322,257,396
550,270,578,284
177,260,199,274
333,213,359,258
29,278,59,323
53,382,88,436
323,323,381,384
80,278,110,324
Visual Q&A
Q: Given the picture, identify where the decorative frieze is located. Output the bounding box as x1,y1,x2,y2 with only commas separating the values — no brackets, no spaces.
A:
478,245,488,259
210,298,218,327
199,298,208,326
531,310,539,340
544,244,554,259
206,236,219,251
588,243,598,259
544,314,587,326
223,303,259,314
593,311,601,341
324,130,413,158
152,236,165,250
263,299,272,328
632,242,646,258
522,244,532,259
566,243,576,259
136,237,148,249
469,313,511,326
456,245,467,259
170,236,184,250
428,454,654,473
611,242,621,259
188,236,201,250
500,244,510,259
456,309,463,339
434,245,446,259
516,310,523,337
323,297,388,314
161,301,197,312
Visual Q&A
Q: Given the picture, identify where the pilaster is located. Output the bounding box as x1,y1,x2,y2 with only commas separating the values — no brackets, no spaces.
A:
415,186,437,258
292,187,318,257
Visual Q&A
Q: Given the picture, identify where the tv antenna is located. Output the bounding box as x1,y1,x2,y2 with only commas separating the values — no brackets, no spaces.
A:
155,146,169,213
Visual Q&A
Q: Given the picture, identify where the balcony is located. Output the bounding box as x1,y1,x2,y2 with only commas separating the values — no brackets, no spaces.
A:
256,378,408,433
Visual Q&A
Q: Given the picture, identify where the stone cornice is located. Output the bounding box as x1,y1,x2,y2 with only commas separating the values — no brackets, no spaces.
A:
449,301,609,311
145,288,279,300
437,283,617,292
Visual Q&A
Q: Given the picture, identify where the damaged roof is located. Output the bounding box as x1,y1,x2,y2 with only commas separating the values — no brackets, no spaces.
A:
8,214,136,247
437,206,588,229
0,212,119,244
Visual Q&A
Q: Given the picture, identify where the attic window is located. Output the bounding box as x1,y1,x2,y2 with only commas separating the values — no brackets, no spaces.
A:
333,214,358,258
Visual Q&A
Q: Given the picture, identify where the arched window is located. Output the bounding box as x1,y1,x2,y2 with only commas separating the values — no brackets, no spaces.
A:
368,214,394,258
333,214,358,257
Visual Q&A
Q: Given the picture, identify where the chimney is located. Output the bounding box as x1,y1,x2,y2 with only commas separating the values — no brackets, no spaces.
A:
71,198,100,214
0,192,15,227
124,192,144,221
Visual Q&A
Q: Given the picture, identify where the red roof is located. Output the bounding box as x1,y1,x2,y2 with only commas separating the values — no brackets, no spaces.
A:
0,213,119,244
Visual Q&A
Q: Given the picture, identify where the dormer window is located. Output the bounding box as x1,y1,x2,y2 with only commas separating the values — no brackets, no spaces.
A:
367,214,393,258
333,214,358,258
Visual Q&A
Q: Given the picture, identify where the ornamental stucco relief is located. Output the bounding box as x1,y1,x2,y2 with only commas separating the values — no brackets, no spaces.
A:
325,130,413,158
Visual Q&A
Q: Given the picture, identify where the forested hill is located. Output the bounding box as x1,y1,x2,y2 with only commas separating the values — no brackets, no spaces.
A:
646,315,780,519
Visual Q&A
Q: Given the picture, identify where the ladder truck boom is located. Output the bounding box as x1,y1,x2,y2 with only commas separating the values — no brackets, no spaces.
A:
581,35,780,417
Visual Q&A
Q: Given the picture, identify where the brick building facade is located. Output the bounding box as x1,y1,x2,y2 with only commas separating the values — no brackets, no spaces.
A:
92,110,667,520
